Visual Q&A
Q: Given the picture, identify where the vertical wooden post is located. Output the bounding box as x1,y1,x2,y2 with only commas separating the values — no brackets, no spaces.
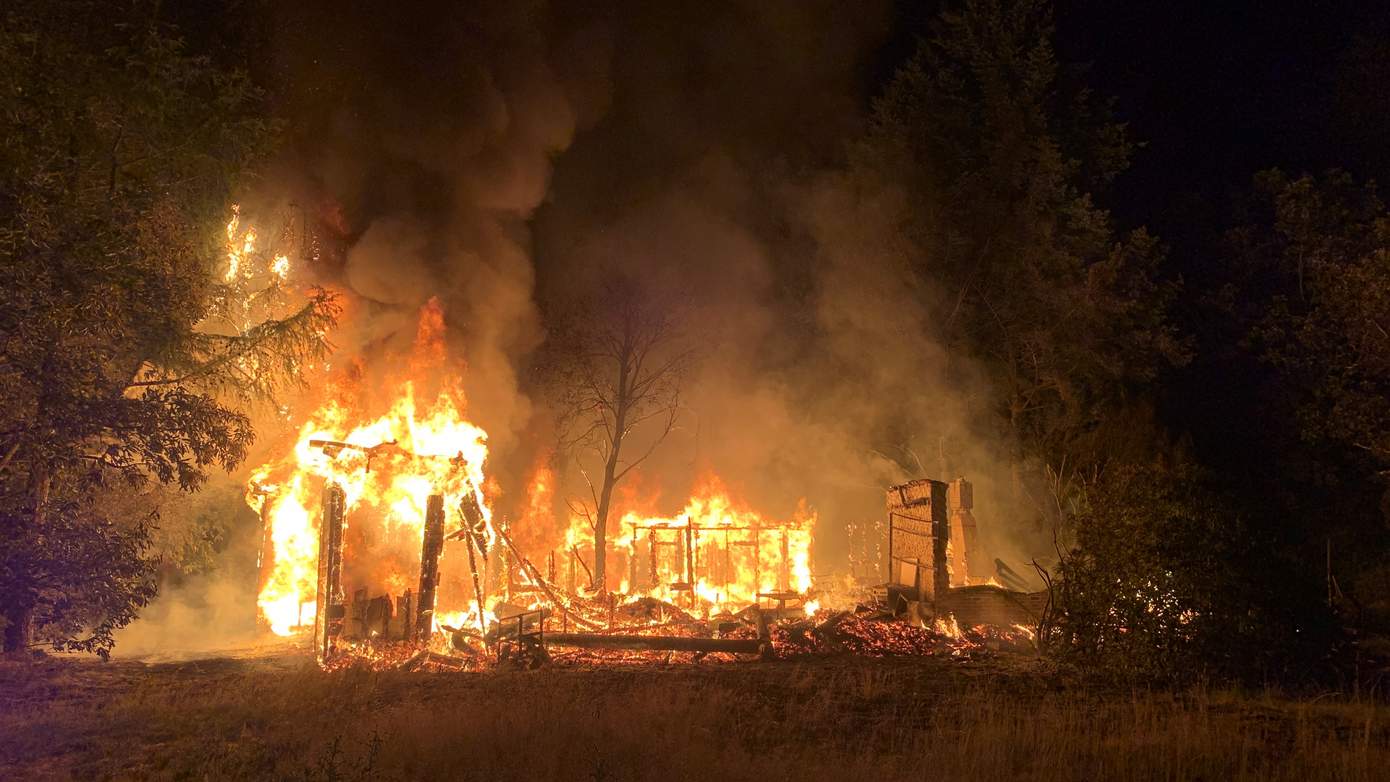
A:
416,494,446,639
674,531,685,583
497,516,511,601
779,528,790,592
399,589,414,640
648,530,658,587
930,481,950,600
685,518,696,584
627,522,637,591
753,523,761,593
463,523,486,632
315,482,346,663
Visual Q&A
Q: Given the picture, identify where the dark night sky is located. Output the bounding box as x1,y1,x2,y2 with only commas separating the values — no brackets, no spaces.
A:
876,0,1390,249
1061,1,1384,230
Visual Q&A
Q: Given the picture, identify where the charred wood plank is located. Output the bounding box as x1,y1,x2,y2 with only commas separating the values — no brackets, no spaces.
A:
416,494,446,638
542,633,761,654
315,483,347,662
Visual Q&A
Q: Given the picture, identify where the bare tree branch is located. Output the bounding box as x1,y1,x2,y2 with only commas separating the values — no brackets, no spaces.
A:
544,270,695,590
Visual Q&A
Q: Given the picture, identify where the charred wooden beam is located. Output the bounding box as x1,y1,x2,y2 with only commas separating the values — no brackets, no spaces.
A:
308,439,476,476
685,517,696,589
308,438,405,462
463,523,486,632
542,633,762,654
931,480,950,599
456,491,489,563
315,482,347,662
494,525,602,631
416,493,446,639
647,531,658,588
252,492,276,631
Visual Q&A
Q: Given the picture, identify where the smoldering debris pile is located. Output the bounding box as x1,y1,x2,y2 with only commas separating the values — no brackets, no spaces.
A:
772,607,1036,658
319,595,1037,673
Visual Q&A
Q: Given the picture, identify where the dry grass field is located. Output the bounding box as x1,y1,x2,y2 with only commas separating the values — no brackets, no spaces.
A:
2,651,1388,781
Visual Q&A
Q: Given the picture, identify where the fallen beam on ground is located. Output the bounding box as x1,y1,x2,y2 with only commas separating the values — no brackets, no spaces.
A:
543,633,762,654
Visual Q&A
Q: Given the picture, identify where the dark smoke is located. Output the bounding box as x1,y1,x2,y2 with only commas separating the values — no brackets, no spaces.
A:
267,0,614,466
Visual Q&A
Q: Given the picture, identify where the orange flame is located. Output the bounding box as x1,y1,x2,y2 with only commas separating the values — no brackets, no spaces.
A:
249,302,492,636
562,476,815,615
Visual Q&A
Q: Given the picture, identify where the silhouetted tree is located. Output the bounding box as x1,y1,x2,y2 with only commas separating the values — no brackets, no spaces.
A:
547,273,691,592
1048,463,1336,683
1230,170,1390,478
1210,169,1390,648
861,0,1187,511
0,0,336,655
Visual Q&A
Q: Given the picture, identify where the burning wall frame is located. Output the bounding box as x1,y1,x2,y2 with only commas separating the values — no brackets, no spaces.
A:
309,482,450,662
558,515,808,610
627,518,802,605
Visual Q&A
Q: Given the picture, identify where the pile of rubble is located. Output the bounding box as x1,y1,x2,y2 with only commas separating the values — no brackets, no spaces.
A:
772,607,1035,658
319,594,1037,672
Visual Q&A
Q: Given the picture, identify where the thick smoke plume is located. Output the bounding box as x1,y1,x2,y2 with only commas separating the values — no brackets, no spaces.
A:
267,0,613,468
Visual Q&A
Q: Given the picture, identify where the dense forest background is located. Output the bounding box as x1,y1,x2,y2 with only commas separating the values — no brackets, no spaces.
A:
4,0,1390,685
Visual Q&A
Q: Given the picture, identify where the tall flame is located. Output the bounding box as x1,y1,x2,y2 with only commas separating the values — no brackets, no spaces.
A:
249,300,492,636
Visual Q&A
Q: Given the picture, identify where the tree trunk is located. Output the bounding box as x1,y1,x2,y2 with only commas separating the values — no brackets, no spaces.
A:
2,604,34,654
592,351,632,593
592,433,623,592
4,464,51,653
